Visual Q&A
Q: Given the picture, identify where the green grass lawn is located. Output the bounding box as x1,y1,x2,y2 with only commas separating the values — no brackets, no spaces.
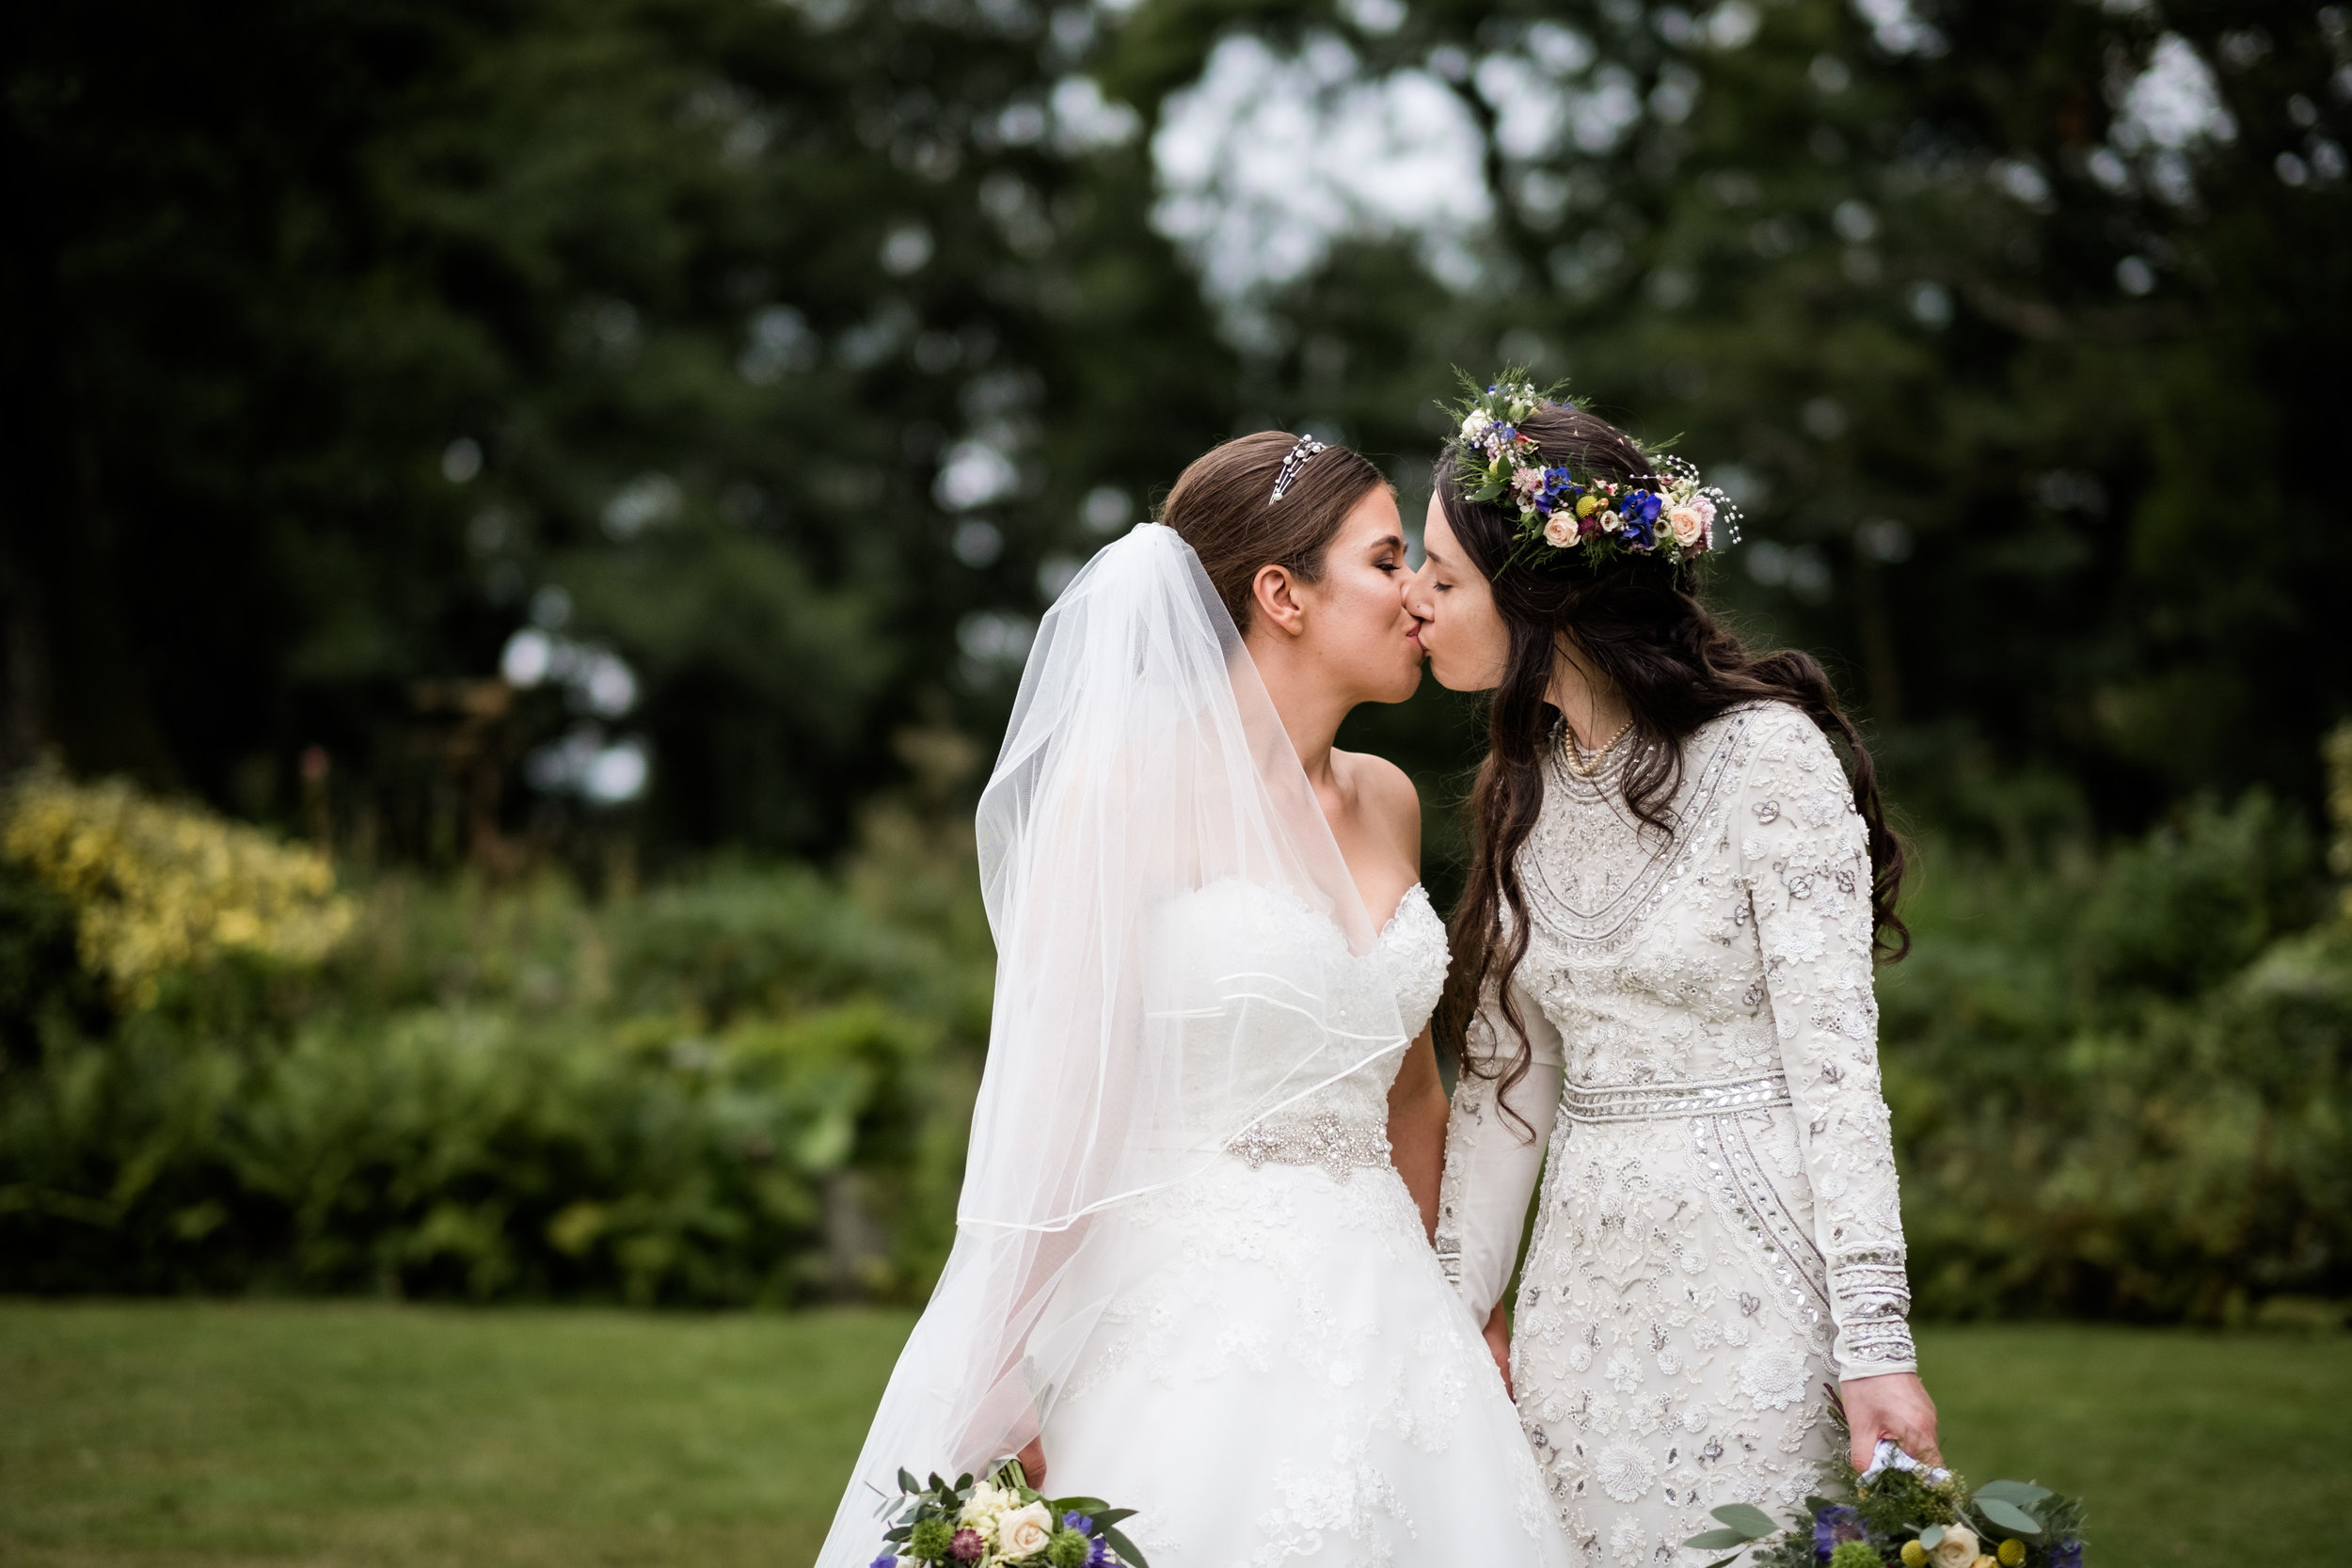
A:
0,1305,2344,1566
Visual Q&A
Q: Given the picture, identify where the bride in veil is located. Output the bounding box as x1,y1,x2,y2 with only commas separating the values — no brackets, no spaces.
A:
818,433,1567,1568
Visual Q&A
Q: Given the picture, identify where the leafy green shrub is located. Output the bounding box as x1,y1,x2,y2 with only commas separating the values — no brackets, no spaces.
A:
1885,791,2352,1323
0,781,985,1304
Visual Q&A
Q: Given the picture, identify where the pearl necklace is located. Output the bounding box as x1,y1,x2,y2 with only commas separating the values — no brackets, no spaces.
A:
1561,717,1634,778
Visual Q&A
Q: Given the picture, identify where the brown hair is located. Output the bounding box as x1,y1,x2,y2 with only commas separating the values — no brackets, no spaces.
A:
1158,432,1388,631
1437,402,1909,1121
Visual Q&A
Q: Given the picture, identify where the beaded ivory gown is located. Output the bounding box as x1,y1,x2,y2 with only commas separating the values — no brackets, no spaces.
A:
1037,879,1570,1568
1435,702,1917,1567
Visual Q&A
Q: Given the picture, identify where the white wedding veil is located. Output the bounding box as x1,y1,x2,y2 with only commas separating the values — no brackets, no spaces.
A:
814,523,1408,1564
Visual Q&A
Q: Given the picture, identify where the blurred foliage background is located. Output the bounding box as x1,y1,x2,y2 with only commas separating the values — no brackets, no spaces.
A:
3,0,2348,1321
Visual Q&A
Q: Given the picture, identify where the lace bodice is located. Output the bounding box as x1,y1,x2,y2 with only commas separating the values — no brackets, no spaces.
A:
1150,880,1447,1169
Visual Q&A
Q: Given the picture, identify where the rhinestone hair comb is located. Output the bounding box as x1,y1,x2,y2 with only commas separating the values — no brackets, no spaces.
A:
1268,436,1326,503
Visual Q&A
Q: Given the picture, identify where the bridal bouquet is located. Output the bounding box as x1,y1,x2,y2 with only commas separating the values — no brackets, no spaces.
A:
871,1460,1149,1568
1685,1439,2086,1568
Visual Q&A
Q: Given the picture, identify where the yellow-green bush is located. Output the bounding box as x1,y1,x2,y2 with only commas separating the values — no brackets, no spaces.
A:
3,771,351,1006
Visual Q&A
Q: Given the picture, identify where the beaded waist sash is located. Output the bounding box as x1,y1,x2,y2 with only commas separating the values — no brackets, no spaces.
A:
1562,1069,1790,1124
1224,1113,1391,1182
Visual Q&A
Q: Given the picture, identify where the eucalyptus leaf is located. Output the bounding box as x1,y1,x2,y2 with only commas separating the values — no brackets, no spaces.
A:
1976,1497,2044,1537
899,1467,920,1495
1975,1480,2054,1507
1104,1524,1152,1568
1091,1508,1138,1527
1919,1524,1947,1549
1684,1528,1756,1548
1702,1556,1747,1568
1710,1503,1779,1539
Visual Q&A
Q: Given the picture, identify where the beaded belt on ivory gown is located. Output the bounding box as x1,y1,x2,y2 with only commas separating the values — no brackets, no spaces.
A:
1557,1069,1789,1124
1222,1113,1393,1181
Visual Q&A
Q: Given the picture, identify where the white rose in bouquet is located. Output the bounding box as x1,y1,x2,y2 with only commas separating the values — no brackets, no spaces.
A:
998,1500,1055,1560
1928,1523,1980,1568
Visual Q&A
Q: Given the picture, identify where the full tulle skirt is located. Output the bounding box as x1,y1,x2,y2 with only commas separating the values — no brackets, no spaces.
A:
1036,1157,1572,1568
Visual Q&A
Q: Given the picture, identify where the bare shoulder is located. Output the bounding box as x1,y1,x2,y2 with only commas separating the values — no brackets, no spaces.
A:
1335,749,1422,860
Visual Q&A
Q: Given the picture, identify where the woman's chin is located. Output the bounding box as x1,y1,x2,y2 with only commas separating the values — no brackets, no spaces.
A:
1427,658,1490,694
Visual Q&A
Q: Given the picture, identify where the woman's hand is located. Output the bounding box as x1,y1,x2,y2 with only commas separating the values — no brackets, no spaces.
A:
1017,1434,1049,1492
1839,1371,1940,1471
1482,1298,1514,1401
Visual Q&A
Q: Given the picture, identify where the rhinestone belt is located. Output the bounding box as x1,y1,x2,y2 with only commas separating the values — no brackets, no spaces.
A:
1225,1114,1392,1182
1561,1070,1790,1124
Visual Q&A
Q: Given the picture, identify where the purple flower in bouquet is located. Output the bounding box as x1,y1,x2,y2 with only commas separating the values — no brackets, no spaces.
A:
870,1555,898,1568
949,1528,986,1562
2048,1541,2083,1568
1063,1511,1095,1535
1813,1505,1865,1560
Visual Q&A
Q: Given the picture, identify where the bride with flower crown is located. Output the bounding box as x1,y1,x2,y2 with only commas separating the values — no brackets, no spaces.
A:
815,434,1570,1568
1410,379,1941,1567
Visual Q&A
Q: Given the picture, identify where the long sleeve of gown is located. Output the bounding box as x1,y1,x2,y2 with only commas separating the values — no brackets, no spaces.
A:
1434,977,1565,1330
1736,712,1917,1380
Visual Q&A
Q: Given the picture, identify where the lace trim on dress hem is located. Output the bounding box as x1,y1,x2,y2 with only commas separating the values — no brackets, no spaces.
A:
1559,1069,1790,1123
1227,1114,1392,1181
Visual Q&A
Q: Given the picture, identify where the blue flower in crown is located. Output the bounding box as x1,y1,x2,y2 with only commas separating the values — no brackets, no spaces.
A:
1535,467,1581,515
1620,488,1662,548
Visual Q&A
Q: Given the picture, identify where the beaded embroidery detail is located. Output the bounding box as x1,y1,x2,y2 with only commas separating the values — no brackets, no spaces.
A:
1227,1114,1392,1182
1559,1069,1791,1124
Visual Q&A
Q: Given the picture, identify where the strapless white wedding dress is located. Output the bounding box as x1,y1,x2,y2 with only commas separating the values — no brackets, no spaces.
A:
1035,881,1570,1568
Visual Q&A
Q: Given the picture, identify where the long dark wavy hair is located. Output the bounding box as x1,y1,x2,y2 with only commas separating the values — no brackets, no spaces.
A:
1437,401,1909,1122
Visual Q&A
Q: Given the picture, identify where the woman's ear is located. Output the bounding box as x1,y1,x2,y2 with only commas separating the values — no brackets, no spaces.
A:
1250,563,1308,637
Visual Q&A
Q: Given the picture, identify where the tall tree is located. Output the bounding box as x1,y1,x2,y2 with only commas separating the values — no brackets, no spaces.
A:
1104,0,2352,836
5,0,1232,856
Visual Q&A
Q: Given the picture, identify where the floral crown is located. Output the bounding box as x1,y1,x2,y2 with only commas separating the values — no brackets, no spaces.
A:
1446,369,1740,573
